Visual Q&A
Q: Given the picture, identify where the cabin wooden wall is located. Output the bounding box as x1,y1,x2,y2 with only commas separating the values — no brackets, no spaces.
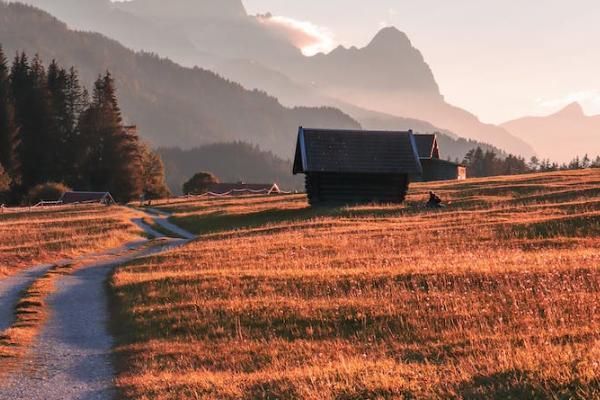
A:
306,173,409,205
419,160,466,182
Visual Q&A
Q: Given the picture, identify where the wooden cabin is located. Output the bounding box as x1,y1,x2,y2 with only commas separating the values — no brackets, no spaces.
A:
207,182,281,196
60,191,116,205
414,134,467,181
293,128,422,206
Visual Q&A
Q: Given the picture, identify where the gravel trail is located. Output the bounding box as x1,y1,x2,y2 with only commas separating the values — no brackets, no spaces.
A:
0,240,186,400
0,212,196,399
0,263,61,332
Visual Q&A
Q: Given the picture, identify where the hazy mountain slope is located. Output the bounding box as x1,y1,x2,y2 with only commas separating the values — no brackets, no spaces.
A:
13,0,216,67
114,0,302,68
501,103,600,162
0,2,360,158
215,57,507,161
16,0,533,157
360,113,505,160
292,27,535,158
116,0,248,21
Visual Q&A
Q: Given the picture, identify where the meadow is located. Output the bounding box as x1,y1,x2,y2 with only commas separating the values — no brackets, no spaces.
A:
110,169,599,399
0,205,141,277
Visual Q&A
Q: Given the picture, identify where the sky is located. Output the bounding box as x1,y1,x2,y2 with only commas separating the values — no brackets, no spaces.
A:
243,0,600,124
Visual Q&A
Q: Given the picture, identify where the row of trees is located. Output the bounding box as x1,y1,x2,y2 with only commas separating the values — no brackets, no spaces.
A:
462,147,600,178
0,46,169,203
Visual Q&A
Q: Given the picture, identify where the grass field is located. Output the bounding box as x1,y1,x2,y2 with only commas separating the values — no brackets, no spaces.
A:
109,169,598,398
0,205,141,278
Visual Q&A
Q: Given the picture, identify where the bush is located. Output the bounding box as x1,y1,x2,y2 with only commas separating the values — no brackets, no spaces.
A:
182,172,219,195
26,182,71,205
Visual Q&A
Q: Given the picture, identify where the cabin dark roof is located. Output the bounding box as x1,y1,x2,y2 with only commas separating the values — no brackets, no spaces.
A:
293,128,422,175
414,134,440,159
60,192,114,204
208,183,280,194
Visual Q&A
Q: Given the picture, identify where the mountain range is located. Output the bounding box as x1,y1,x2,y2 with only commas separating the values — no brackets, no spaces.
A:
0,2,362,158
16,0,534,158
502,102,600,163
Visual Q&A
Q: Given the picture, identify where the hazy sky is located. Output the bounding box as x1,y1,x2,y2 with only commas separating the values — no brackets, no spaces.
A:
243,0,600,123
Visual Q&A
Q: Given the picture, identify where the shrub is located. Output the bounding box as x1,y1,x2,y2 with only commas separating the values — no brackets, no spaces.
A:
182,172,219,195
26,182,71,205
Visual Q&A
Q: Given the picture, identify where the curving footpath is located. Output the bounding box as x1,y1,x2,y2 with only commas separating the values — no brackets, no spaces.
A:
0,212,196,399
0,263,60,332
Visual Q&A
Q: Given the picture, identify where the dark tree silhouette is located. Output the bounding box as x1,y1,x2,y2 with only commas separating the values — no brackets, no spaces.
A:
78,72,143,202
0,46,19,183
183,171,219,195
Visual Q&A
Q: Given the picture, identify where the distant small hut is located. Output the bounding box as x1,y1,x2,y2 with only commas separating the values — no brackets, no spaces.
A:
293,128,422,205
414,134,467,181
60,191,116,205
207,182,281,196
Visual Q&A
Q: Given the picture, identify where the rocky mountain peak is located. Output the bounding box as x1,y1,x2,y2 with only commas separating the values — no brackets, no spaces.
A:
554,102,584,117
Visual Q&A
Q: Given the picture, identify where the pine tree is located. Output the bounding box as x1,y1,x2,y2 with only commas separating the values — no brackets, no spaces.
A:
79,72,143,201
0,46,19,183
47,59,70,182
11,54,55,190
63,67,89,186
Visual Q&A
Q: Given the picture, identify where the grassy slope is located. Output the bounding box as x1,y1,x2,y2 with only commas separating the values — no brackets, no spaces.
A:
110,169,600,399
0,205,142,278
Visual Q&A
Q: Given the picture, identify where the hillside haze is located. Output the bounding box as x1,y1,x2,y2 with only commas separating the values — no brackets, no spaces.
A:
502,102,600,162
0,2,360,159
16,0,534,158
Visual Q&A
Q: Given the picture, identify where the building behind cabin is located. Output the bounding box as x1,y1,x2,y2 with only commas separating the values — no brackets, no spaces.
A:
207,182,281,196
414,133,467,181
293,128,422,205
60,191,115,205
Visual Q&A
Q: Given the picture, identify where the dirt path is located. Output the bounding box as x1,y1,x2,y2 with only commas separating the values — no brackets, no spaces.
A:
0,213,196,399
144,207,196,240
0,263,59,332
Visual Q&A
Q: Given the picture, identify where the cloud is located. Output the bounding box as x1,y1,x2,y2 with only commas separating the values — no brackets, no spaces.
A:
536,90,600,115
257,14,335,56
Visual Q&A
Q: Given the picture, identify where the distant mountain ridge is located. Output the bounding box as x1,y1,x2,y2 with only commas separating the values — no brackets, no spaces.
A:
16,0,535,158
0,2,360,158
116,0,248,21
501,102,600,162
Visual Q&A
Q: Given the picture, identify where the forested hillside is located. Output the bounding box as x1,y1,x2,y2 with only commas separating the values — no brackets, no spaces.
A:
158,143,302,195
0,3,359,158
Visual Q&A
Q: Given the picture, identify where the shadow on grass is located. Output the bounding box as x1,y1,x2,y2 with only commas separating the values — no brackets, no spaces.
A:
170,204,437,236
457,370,599,400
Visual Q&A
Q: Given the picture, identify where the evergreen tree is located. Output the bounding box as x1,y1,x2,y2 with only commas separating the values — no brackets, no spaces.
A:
79,72,143,201
47,59,70,182
0,46,19,182
63,67,89,186
11,54,55,189
9,52,31,190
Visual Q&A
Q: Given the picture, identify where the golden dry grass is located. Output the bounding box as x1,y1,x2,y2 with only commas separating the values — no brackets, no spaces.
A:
0,205,142,278
111,169,600,399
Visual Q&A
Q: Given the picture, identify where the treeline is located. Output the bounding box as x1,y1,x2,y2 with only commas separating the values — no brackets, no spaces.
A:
0,46,169,204
463,147,600,178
